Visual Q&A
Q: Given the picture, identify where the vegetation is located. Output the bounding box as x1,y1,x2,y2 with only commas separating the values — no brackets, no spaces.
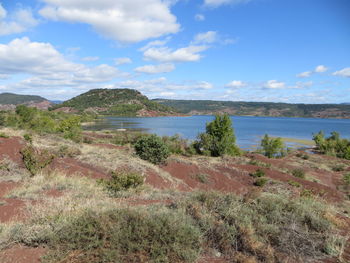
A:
343,173,350,185
134,134,170,164
250,169,265,178
51,89,175,116
313,131,350,159
291,169,306,179
21,145,54,176
260,134,287,158
155,99,350,118
254,177,268,186
99,171,144,196
194,114,240,157
0,93,47,105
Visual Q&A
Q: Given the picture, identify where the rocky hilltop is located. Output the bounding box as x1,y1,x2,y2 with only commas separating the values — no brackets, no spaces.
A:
51,89,178,116
0,93,53,110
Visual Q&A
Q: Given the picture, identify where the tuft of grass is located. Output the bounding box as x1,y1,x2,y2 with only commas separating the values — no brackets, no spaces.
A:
57,145,81,158
250,169,265,178
254,178,268,187
248,159,271,168
0,132,9,138
98,171,144,197
23,133,33,143
343,173,350,185
332,164,345,172
194,173,209,184
291,169,306,179
288,180,301,188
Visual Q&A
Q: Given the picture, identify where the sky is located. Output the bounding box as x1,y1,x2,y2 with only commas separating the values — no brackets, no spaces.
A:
0,0,349,103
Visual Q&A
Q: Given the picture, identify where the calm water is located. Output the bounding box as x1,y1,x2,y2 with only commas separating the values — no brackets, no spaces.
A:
85,116,350,149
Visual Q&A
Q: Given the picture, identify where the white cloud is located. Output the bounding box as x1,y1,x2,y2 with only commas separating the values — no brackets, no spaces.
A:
297,65,328,78
0,4,39,35
193,31,218,44
263,80,286,89
39,0,180,43
0,37,128,92
289,81,313,89
297,71,312,78
333,67,350,78
82,56,100,61
315,65,328,73
194,14,205,21
204,0,251,8
143,45,208,62
114,57,132,65
134,63,175,74
138,37,171,52
225,80,247,88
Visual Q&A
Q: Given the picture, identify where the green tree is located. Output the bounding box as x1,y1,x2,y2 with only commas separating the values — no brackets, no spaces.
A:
134,134,170,164
195,114,240,157
260,134,286,158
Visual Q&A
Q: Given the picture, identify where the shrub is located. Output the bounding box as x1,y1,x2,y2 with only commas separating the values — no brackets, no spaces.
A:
99,171,144,196
42,209,201,263
57,116,82,142
194,114,240,157
291,169,306,179
254,178,268,186
260,134,287,158
0,132,9,138
57,145,81,158
288,180,301,187
21,146,54,176
250,169,265,178
332,164,345,172
134,134,170,164
313,131,350,160
343,173,350,185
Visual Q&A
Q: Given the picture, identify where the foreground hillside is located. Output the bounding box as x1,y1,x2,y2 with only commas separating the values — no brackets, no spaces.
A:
155,99,350,118
51,89,178,116
0,126,349,262
0,93,52,110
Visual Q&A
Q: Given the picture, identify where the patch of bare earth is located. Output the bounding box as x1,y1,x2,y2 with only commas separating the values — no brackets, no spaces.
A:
0,137,26,167
0,245,47,263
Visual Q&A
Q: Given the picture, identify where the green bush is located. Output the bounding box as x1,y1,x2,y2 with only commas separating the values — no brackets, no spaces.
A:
313,131,350,160
254,178,268,186
99,171,144,196
288,180,301,187
291,169,306,179
250,169,265,178
57,116,82,142
332,164,345,172
260,134,287,158
21,146,54,176
134,134,170,164
343,173,350,185
194,114,240,157
0,132,9,138
23,133,33,143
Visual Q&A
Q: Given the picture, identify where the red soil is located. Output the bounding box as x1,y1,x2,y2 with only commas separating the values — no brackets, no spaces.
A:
0,198,26,222
49,157,109,179
0,137,26,167
144,170,177,190
0,245,47,263
0,181,19,197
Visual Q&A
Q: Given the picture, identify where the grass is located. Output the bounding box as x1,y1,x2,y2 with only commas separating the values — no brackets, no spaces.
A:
0,158,29,182
291,169,306,179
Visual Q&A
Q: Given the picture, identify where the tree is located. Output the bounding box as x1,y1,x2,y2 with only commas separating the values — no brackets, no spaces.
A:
195,114,240,157
134,134,170,164
260,134,286,158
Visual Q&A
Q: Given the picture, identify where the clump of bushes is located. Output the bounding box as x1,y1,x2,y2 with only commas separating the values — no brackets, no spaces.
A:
291,169,306,179
313,131,350,160
194,114,240,157
250,169,265,178
21,146,54,176
134,134,170,164
254,178,268,187
99,171,144,196
260,134,287,158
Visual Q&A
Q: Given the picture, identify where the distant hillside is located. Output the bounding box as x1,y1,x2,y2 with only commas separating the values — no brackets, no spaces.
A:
154,99,350,119
51,89,177,116
0,93,46,105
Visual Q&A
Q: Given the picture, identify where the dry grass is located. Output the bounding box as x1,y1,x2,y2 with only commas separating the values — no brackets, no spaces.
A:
0,158,29,182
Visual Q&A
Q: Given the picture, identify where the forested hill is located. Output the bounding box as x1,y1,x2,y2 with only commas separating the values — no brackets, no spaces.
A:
51,89,177,116
154,99,350,119
0,93,47,105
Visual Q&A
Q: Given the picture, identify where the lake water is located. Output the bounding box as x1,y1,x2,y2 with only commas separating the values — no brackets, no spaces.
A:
85,116,350,149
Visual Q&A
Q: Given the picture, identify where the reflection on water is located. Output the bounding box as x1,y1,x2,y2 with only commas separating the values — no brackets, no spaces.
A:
84,115,350,149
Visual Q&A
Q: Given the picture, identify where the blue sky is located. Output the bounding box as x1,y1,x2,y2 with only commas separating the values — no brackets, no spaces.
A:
0,0,349,103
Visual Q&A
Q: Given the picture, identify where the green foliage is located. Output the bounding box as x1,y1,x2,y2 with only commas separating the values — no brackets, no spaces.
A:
21,146,54,176
288,180,301,187
194,114,240,157
254,178,268,186
291,169,306,179
134,134,170,164
99,171,144,196
109,104,143,116
296,152,309,160
57,116,82,142
260,134,287,158
250,169,265,178
162,134,190,155
43,209,201,263
332,164,345,172
23,133,33,143
313,131,350,160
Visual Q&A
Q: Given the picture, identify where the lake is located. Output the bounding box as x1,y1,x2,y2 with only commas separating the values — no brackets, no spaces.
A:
85,116,350,149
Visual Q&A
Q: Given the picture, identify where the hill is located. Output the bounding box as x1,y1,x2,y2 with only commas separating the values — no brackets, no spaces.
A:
154,99,350,119
0,93,47,105
51,89,177,116
0,93,52,110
